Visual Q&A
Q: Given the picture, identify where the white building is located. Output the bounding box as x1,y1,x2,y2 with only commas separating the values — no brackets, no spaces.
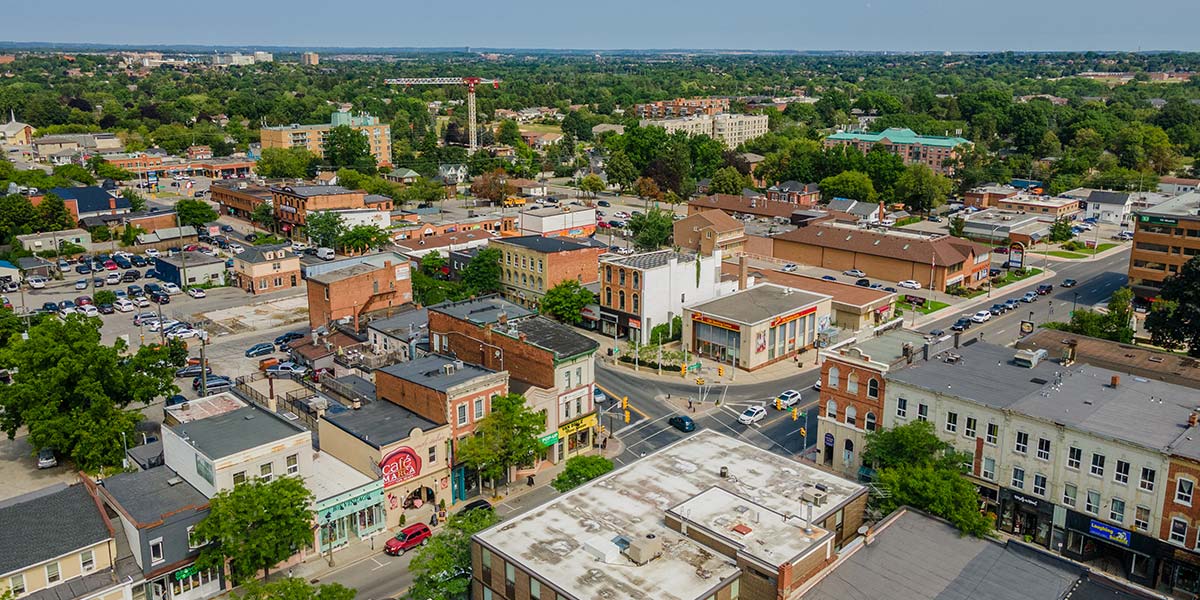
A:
329,208,391,231
599,249,724,344
639,113,769,149
518,205,597,238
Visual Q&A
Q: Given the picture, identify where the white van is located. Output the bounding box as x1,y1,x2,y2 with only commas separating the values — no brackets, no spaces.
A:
316,247,335,261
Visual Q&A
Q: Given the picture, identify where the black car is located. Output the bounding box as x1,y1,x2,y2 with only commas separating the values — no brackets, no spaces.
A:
97,304,115,315
457,499,493,514
1061,278,1078,288
150,291,170,304
165,394,188,407
669,415,696,432
121,270,140,282
928,328,946,338
1036,284,1054,295
40,301,58,313
144,283,163,295
855,278,871,287
75,263,92,274
597,200,611,207
274,331,305,348
145,269,159,279
131,255,148,267
990,303,1007,315
127,284,144,297
175,364,212,378
220,225,234,233
950,318,972,332
245,233,258,242
114,256,132,269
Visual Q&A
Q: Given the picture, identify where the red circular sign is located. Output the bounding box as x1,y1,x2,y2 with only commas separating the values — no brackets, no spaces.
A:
380,447,422,488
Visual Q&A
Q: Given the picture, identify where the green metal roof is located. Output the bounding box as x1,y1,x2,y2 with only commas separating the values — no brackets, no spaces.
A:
826,127,971,148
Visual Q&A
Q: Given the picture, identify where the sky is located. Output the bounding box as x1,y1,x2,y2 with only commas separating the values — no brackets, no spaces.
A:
6,0,1200,52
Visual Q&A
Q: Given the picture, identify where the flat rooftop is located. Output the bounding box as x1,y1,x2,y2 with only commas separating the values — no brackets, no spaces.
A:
378,354,501,393
494,235,598,253
367,308,428,338
522,205,595,217
1000,194,1081,208
170,405,307,460
306,452,373,503
830,328,933,367
99,466,208,525
668,487,829,569
164,392,247,424
1137,190,1200,220
322,399,441,448
687,283,829,325
722,262,894,309
1016,328,1200,390
476,430,864,600
430,294,534,326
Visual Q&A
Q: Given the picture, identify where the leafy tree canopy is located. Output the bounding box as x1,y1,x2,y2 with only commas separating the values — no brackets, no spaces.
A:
193,477,315,584
540,279,596,325
407,509,499,600
1145,257,1200,356
551,455,614,492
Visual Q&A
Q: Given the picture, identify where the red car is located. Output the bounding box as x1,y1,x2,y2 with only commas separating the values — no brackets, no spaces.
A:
74,295,93,306
383,524,431,556
104,260,119,270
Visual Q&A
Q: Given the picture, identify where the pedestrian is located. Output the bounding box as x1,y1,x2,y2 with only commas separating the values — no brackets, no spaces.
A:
687,399,693,410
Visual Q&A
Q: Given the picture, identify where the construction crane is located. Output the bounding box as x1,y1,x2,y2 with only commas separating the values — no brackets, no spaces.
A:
383,77,500,155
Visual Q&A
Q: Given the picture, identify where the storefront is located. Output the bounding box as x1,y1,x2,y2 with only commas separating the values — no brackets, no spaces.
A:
142,565,222,600
380,445,451,529
1062,510,1159,587
579,304,602,331
556,413,597,462
998,488,1054,547
1158,546,1200,597
682,284,832,372
315,479,386,554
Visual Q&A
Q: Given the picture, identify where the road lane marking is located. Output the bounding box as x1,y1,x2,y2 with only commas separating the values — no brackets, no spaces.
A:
595,382,649,419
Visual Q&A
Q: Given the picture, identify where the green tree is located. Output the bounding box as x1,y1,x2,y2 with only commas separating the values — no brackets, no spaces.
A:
551,455,615,492
893,164,952,213
338,224,391,253
0,194,35,243
540,279,595,324
1145,257,1200,357
456,393,545,491
818,170,875,202
863,420,966,472
497,120,523,146
628,206,674,250
193,477,315,584
35,193,76,231
1048,217,1075,243
305,211,346,248
400,177,447,204
948,215,966,237
708,166,750,195
407,508,499,600
874,464,993,537
121,188,147,212
52,163,95,185
236,578,355,600
174,198,218,229
0,315,177,470
87,156,134,181
578,173,605,197
323,125,376,173
605,150,637,193
250,202,277,231
462,247,502,295
255,147,318,179
94,290,117,306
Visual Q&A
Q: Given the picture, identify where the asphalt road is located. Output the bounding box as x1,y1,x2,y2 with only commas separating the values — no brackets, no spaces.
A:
597,247,1132,464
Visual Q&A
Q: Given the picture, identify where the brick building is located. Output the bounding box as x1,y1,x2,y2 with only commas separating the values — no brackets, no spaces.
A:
687,193,799,220
824,128,971,176
305,254,413,329
633,97,730,118
1129,192,1200,300
599,250,726,343
233,244,301,294
492,235,606,309
271,185,391,239
375,354,509,504
211,181,273,220
427,296,600,465
673,209,746,257
260,110,392,167
964,183,1021,209
765,181,821,207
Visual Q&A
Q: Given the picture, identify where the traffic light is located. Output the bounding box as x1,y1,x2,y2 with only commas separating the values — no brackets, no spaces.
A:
717,366,725,377
621,396,629,410
679,364,687,376
623,410,631,423
775,398,783,410
800,427,807,438
792,407,799,421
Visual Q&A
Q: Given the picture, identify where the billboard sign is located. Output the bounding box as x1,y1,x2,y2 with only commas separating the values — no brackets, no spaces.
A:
1007,242,1025,269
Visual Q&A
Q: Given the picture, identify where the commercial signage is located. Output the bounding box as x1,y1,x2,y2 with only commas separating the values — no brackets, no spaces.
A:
379,447,422,488
628,318,641,329
1089,519,1132,546
539,432,560,447
692,313,739,331
1008,242,1026,269
770,305,818,328
824,433,835,447
1138,214,1178,226
394,263,411,281
558,413,598,438
173,565,201,581
1019,320,1035,336
1011,492,1039,508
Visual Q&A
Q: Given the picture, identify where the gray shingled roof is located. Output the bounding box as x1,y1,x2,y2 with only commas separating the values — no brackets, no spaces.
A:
495,235,596,254
430,294,534,325
0,485,111,576
604,249,696,270
505,316,599,360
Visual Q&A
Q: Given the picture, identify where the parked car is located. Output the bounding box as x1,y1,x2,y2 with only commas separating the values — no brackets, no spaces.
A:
144,283,163,295
133,312,158,326
266,362,308,377
75,264,92,274
245,342,275,358
843,269,867,278
993,246,1009,254
1061,278,1078,288
162,282,182,295
738,406,767,425
821,275,837,282
145,248,160,258
97,304,115,315
989,303,1008,315
36,448,57,469
149,319,180,332
781,263,798,273
257,357,281,371
928,328,946,338
75,295,93,306
175,364,212,378
145,269,159,279
855,278,871,287
970,310,992,323
950,318,972,332
192,375,232,391
1005,298,1021,311
133,296,150,307
74,279,88,290
78,305,100,318
105,272,121,285
897,280,922,290
113,298,135,312
167,328,200,340
669,415,696,432
274,331,305,348
121,270,140,282
127,285,144,297
927,215,943,222
40,301,58,313
187,287,207,298
92,277,106,288
384,524,432,556
131,255,148,267
456,499,493,515
1021,292,1039,303
775,389,801,409
26,276,47,289
597,200,611,207
592,387,607,403
150,291,170,304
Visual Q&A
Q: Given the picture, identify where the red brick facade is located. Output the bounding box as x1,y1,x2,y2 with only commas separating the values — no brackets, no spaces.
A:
819,350,886,434
375,369,507,441
307,260,413,329
427,311,556,389
1162,457,1200,549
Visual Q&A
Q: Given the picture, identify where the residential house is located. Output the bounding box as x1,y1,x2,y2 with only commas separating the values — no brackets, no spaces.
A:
232,244,301,294
672,209,747,257
1081,190,1134,224
1158,177,1200,196
437,164,469,186
765,181,820,207
384,168,420,185
153,252,227,289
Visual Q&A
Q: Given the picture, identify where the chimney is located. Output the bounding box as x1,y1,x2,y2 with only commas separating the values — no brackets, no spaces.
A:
109,196,117,214
1190,413,1199,428
518,332,527,342
498,312,507,326
1110,375,1120,388
738,256,748,291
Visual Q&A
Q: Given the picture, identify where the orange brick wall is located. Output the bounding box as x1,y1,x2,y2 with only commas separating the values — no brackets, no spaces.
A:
1162,457,1200,548
307,261,413,329
427,312,557,390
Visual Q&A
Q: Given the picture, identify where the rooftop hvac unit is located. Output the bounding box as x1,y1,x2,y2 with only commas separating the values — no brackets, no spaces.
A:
802,489,828,507
625,533,663,565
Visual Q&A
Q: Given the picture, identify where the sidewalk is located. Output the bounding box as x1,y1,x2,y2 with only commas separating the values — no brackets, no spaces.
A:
910,267,1057,330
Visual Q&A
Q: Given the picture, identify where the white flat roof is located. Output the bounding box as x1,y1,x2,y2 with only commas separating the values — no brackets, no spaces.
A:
306,452,374,503
475,430,864,600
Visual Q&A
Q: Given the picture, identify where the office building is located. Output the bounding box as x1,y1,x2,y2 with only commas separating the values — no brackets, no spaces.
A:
640,113,769,149
823,128,971,175
261,110,392,167
1128,191,1200,299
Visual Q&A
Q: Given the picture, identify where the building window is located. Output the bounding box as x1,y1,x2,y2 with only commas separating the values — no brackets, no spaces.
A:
605,266,611,282
827,366,840,389
982,457,995,481
632,294,639,313
428,446,437,464
865,412,876,432
916,403,928,422
151,538,165,564
619,269,626,286
565,370,572,389
1011,467,1025,489
1090,453,1105,477
1107,497,1126,524
1171,518,1189,544
1114,460,1130,485
9,574,24,595
1036,438,1051,461
632,271,639,288
531,579,541,597
826,400,837,418
896,397,907,418
605,287,611,306
457,404,468,426
45,562,60,584
1033,473,1047,496
1014,431,1029,454
1067,446,1081,470
965,417,977,438
187,526,203,549
846,405,857,426
945,412,958,433
846,372,859,394
867,378,879,399
618,290,625,311
474,398,484,419
1086,490,1100,515
1141,467,1156,492
1063,483,1077,507
1177,478,1195,506
233,471,246,485
80,549,95,572
286,454,299,475
1135,506,1151,531
260,463,273,482
984,422,997,445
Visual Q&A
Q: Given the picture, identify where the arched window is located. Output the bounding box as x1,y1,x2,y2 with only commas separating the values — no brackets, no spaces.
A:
843,439,855,466
826,399,837,418
605,287,612,306
865,411,877,432
605,265,612,282
846,405,857,426
867,378,880,399
537,277,543,290
632,293,639,313
633,271,640,289
619,290,626,311
846,372,859,394
827,366,840,389
522,273,528,286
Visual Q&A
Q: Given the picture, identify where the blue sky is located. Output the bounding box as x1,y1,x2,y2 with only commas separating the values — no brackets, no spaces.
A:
6,0,1200,51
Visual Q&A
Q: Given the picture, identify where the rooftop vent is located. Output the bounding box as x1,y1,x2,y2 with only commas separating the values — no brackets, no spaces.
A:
624,533,663,565
166,477,183,486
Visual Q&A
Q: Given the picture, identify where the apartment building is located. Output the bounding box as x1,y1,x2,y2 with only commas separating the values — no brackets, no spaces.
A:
672,209,747,256
492,235,605,308
881,340,1200,591
270,185,391,238
994,193,1081,218
427,296,600,465
599,249,725,344
470,430,868,600
301,52,319,66
633,97,730,118
1128,191,1200,300
824,127,971,175
232,244,301,294
640,113,769,149
304,252,413,329
210,181,272,220
0,484,132,600
260,110,392,167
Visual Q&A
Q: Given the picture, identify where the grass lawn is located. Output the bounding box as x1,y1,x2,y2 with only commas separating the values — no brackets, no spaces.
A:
519,123,563,135
1034,243,1120,260
897,299,951,315
992,268,1043,288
